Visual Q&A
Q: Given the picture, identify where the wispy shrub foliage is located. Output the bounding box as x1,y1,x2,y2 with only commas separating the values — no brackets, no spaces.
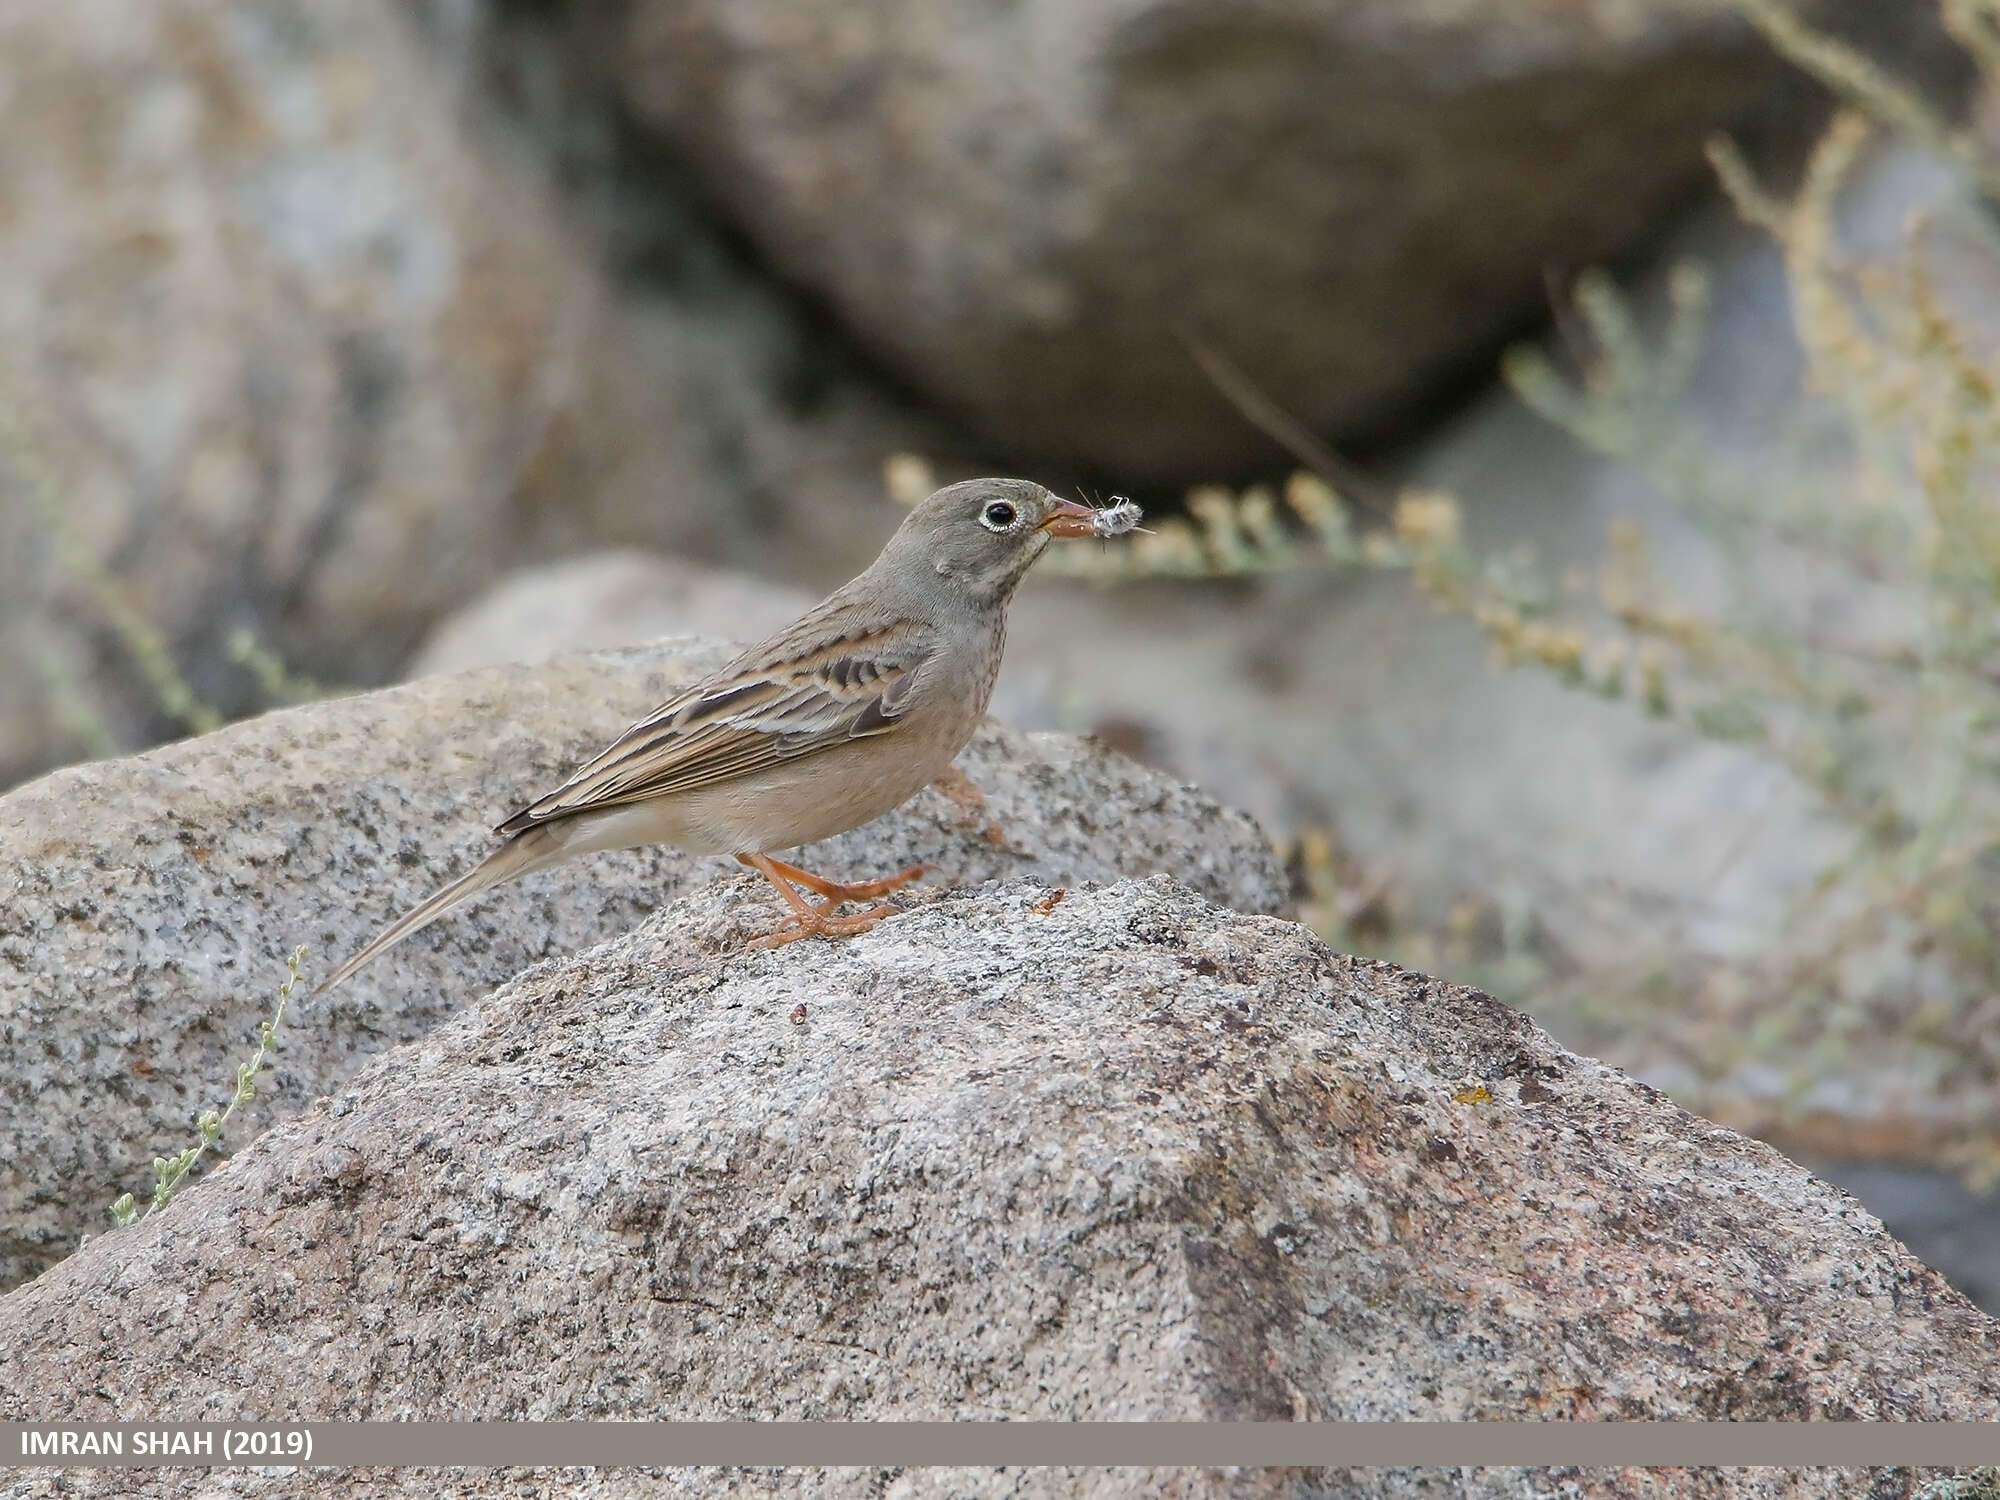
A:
1490,0,2000,1110
978,1,2000,1136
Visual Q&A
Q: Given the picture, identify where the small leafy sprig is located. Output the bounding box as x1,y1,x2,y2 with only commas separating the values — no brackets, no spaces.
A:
109,944,309,1226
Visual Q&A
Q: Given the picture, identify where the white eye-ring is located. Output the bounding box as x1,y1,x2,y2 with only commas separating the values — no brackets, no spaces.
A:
980,500,1019,531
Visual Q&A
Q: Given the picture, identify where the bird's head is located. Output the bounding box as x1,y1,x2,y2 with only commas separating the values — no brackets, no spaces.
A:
876,478,1112,609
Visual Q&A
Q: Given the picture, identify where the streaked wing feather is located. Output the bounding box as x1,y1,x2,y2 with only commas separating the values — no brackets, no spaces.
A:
495,622,932,836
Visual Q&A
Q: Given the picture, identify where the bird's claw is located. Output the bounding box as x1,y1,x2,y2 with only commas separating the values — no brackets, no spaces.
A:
754,900,900,949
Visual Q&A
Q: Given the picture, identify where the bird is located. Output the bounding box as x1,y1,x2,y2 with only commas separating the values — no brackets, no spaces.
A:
312,478,1134,996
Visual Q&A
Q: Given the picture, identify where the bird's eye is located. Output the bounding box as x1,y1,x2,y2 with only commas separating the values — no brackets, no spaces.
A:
980,500,1018,531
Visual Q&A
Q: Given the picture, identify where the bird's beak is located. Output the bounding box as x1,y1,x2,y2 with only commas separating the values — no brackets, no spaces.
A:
1037,498,1100,538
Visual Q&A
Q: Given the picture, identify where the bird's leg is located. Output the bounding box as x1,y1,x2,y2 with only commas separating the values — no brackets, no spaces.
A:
757,853,928,904
736,853,923,949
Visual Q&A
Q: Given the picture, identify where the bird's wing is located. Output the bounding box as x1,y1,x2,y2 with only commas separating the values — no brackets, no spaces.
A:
494,617,935,837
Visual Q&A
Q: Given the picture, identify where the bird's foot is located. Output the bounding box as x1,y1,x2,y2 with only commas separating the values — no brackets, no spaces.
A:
753,900,901,950
737,852,927,949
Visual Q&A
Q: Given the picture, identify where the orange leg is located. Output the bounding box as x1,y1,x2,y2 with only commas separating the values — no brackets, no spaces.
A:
757,853,927,904
736,853,927,949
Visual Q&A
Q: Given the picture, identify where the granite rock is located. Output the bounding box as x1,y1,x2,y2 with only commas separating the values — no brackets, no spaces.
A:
0,641,1283,1290
2,878,1994,1499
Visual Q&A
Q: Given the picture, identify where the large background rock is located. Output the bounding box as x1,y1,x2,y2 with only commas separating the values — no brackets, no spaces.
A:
3,878,1994,1497
591,0,1786,478
0,0,940,788
0,641,1283,1292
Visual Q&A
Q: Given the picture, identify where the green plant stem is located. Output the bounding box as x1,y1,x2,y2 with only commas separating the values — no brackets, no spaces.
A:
110,945,309,1226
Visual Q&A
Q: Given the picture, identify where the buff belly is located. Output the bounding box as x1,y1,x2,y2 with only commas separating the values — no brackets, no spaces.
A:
548,731,968,861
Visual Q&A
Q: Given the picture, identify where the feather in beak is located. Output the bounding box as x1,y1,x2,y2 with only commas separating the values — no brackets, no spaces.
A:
1039,496,1144,538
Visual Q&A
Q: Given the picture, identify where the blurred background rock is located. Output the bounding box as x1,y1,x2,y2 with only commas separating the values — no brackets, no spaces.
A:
2,0,1995,1307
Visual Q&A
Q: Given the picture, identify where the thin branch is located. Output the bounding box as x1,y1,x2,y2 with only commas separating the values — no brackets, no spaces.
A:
1172,323,1391,517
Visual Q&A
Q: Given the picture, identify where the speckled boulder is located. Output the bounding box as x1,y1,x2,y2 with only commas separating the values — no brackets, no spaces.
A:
2,879,1995,1488
0,640,1284,1291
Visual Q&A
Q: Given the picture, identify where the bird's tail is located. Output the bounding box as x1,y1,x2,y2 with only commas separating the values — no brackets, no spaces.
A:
312,826,566,997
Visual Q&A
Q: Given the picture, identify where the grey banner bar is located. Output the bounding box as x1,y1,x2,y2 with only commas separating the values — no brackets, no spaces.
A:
4,1423,1999,1468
